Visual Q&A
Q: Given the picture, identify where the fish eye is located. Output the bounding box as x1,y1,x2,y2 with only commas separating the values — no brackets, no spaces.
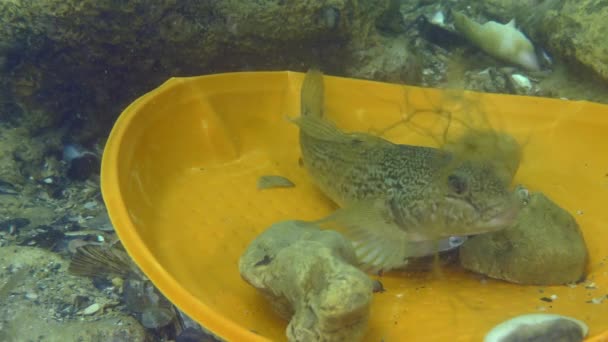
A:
448,174,468,195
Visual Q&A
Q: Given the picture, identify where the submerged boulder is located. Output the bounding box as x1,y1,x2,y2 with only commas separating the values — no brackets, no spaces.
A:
460,191,588,285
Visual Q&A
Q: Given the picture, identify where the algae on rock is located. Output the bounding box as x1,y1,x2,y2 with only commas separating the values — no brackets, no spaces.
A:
239,220,373,342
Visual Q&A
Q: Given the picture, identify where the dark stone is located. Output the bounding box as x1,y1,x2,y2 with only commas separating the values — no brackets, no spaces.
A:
67,154,100,181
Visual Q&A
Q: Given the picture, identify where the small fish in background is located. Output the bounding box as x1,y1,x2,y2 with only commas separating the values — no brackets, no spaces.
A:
452,11,540,71
484,313,588,342
292,69,521,273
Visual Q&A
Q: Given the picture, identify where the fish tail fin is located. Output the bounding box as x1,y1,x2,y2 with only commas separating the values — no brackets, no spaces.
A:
300,68,325,118
68,245,134,278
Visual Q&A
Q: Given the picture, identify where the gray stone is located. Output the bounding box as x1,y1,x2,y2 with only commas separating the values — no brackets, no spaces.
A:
460,191,588,285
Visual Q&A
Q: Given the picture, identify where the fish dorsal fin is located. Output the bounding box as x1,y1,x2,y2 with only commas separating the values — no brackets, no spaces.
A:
287,115,347,142
289,114,394,149
316,199,413,273
506,19,516,28
300,69,325,118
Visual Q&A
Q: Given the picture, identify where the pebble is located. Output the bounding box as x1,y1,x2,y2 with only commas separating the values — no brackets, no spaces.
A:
142,307,175,329
372,280,385,293
484,313,588,342
82,303,101,315
511,74,532,91
460,192,588,285
25,292,38,300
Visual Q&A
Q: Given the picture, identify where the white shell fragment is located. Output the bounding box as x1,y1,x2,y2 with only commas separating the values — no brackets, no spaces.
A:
484,313,588,342
82,303,101,315
511,74,532,91
430,11,445,26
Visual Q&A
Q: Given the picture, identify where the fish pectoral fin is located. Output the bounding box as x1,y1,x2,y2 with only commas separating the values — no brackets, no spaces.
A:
316,200,412,273
349,221,411,273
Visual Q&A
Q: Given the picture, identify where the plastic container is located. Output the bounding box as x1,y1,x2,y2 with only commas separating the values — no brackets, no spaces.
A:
101,71,608,341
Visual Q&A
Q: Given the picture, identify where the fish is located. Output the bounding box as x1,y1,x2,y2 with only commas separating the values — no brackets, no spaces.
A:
291,69,521,272
452,11,540,71
69,244,183,332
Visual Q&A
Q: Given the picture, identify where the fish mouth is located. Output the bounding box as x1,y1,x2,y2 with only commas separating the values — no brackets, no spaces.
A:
481,202,520,231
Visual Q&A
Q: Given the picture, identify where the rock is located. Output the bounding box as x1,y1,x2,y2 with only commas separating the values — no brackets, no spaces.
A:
463,67,510,94
239,220,373,342
141,307,175,329
534,1,608,81
0,0,389,142
176,327,222,342
460,191,588,285
345,34,423,85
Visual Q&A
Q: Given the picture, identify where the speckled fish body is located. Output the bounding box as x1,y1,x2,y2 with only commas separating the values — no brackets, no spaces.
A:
293,69,521,271
300,125,449,207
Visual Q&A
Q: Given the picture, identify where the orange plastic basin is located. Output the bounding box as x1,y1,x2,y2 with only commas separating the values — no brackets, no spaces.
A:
101,71,608,341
